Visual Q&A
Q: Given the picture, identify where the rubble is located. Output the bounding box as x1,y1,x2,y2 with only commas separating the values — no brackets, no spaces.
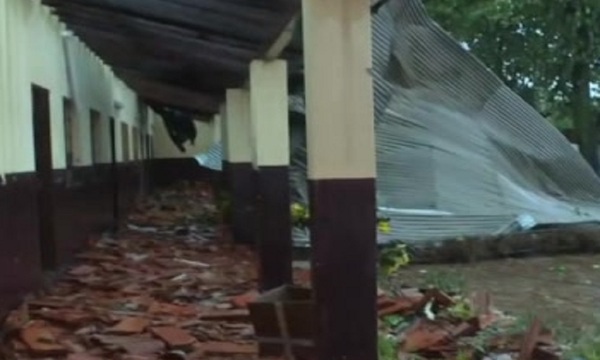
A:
127,181,221,239
0,230,261,359
0,182,565,360
376,286,563,359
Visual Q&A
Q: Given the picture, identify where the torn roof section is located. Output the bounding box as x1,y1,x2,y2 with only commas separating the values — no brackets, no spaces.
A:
199,0,600,244
44,0,302,152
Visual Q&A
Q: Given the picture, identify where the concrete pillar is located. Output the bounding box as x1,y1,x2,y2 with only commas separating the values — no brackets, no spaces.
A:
0,0,7,180
222,89,255,244
249,59,292,291
302,1,377,360
218,105,230,188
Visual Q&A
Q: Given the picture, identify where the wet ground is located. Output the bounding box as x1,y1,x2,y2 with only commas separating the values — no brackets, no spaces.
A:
395,254,600,333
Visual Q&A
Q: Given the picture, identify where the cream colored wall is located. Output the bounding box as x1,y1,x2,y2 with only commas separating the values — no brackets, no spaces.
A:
152,117,218,159
0,0,156,177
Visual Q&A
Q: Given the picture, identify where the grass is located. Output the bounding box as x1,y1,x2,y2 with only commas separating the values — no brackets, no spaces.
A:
554,315,600,360
376,249,600,359
421,269,467,295
378,333,398,360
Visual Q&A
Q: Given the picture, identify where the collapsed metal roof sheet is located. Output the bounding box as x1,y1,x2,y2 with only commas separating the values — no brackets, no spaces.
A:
199,0,600,244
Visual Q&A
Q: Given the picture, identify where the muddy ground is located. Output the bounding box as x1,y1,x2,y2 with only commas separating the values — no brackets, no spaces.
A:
394,254,600,333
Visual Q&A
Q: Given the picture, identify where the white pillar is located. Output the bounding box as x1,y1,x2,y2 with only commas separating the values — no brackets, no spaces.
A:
249,60,290,169
0,0,7,180
212,113,222,144
249,59,292,290
224,89,252,164
302,0,377,359
303,0,376,180
222,89,256,245
218,104,228,163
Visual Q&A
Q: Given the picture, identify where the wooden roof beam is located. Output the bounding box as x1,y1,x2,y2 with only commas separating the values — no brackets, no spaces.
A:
43,0,278,43
117,71,222,113
52,5,257,60
67,24,248,74
70,31,244,92
164,0,296,15
264,15,299,60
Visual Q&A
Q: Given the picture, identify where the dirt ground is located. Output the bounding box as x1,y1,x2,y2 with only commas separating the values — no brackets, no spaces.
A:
394,254,600,332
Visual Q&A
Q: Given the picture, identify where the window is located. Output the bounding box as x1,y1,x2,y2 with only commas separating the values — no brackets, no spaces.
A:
90,109,102,164
121,123,130,162
63,98,76,167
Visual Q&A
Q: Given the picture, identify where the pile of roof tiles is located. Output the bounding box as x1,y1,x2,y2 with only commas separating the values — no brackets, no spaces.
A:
376,287,561,360
1,231,264,360
0,181,563,360
127,181,222,238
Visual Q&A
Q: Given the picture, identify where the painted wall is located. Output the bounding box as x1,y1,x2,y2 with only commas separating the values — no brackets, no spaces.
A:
0,0,155,177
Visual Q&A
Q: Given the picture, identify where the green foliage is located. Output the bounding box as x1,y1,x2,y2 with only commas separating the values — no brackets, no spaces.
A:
383,314,403,328
378,333,398,360
567,334,600,360
556,315,600,360
291,202,310,228
446,297,475,321
423,0,600,166
290,202,395,234
456,349,473,360
379,242,411,276
422,270,467,295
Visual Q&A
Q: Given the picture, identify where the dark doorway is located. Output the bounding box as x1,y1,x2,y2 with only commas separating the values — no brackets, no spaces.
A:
90,109,102,165
31,85,57,270
109,118,119,232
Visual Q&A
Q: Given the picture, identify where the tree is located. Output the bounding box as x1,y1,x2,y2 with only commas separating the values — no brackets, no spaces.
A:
424,0,600,171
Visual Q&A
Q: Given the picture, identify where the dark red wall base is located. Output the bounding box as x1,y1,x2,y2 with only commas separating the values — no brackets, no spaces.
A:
0,158,220,318
0,163,141,318
0,174,42,314
148,158,220,189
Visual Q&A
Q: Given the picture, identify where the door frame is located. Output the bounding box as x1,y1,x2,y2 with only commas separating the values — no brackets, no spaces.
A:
31,84,57,270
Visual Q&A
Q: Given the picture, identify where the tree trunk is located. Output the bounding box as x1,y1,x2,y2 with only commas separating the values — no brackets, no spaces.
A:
571,60,598,172
569,0,598,173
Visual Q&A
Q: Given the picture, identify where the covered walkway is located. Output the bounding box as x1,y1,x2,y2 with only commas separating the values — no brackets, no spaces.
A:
1,1,380,360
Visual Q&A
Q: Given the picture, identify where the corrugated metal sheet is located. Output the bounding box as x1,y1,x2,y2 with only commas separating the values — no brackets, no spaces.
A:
195,142,223,171
197,0,600,245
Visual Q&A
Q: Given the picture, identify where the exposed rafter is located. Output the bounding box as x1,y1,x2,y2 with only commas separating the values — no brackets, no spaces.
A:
117,70,222,115
41,0,300,114
46,0,258,40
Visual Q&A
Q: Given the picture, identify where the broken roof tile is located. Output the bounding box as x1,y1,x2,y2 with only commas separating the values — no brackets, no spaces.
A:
196,341,258,355
20,321,68,356
106,317,150,335
199,309,249,322
150,326,197,350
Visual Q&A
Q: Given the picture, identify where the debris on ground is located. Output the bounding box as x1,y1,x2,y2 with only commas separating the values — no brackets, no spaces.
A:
376,286,563,359
127,181,222,240
0,182,565,360
1,230,260,360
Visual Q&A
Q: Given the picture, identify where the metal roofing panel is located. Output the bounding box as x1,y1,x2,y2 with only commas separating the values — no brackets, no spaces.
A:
198,0,600,244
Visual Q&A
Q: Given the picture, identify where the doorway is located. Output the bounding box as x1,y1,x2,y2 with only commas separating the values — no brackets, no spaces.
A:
31,85,56,270
109,117,119,232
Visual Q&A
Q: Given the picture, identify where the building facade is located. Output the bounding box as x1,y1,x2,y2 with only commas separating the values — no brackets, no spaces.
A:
0,0,216,314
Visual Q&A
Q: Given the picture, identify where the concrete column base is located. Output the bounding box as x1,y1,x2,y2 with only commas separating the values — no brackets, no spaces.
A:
255,166,293,291
225,161,257,245
309,178,377,360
